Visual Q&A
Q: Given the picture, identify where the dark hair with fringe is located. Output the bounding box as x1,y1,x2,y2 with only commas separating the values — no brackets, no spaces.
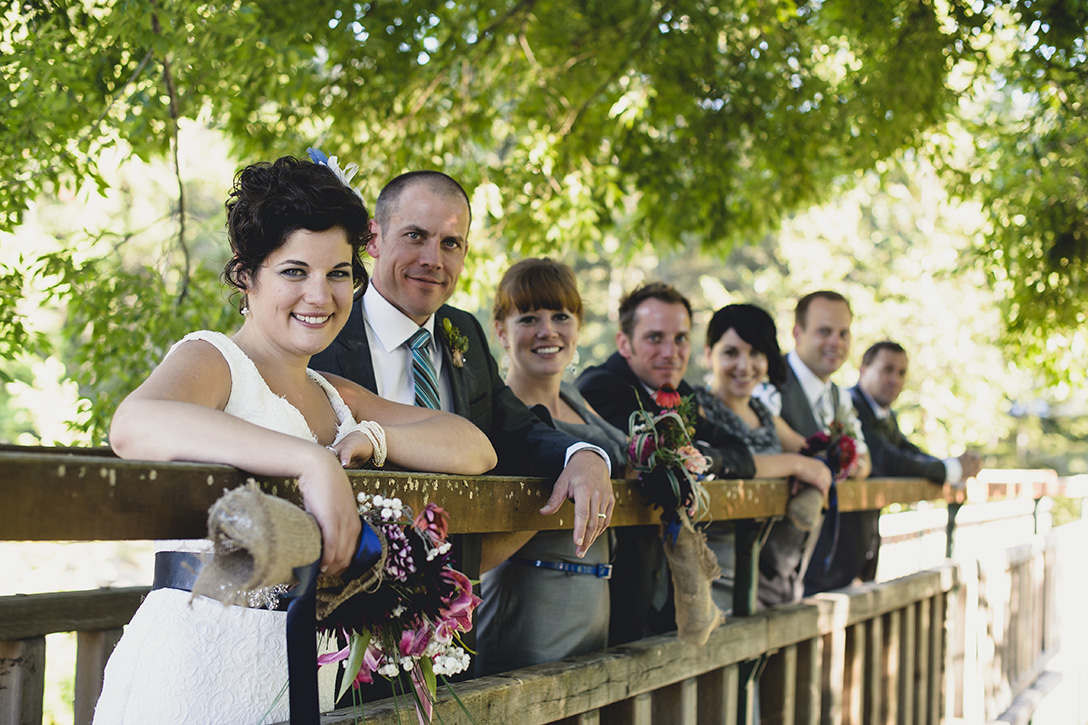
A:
492,258,584,324
618,282,692,338
705,303,787,386
222,156,371,302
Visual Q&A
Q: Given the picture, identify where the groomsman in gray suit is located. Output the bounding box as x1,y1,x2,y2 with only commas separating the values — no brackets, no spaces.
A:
852,341,982,485
757,290,874,595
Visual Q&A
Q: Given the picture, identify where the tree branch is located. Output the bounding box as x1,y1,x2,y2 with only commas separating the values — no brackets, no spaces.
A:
149,0,190,305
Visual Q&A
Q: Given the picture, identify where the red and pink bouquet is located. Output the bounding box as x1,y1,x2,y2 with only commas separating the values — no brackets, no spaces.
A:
627,385,711,517
318,494,479,722
801,420,858,481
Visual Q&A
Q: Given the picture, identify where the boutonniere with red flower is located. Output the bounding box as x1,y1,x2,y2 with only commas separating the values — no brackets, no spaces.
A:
440,318,469,369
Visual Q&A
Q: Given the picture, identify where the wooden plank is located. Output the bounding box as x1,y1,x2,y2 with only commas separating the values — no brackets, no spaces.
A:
695,667,729,725
820,629,845,725
0,448,960,541
601,692,651,725
721,664,739,725
0,588,147,640
915,598,931,725
653,677,697,725
864,615,884,724
843,623,865,725
898,603,917,725
883,610,901,725
928,593,944,725
73,628,123,725
781,645,798,725
795,636,821,725
0,636,45,725
554,710,600,725
758,649,788,725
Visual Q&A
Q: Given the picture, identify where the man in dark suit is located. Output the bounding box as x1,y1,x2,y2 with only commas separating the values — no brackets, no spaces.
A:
311,171,614,564
754,290,876,595
576,282,757,644
852,341,982,485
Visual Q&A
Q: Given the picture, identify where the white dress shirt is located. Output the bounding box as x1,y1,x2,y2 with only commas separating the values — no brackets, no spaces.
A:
757,351,868,454
361,285,610,474
362,285,453,410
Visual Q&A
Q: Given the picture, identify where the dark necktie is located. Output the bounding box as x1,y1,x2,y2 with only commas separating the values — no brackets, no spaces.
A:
877,413,900,444
409,328,440,409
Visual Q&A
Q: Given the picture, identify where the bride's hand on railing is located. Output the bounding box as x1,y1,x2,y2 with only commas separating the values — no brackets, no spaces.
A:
790,455,833,497
297,446,363,576
329,430,375,468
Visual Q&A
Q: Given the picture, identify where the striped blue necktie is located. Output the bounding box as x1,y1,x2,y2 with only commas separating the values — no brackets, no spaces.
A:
409,328,440,409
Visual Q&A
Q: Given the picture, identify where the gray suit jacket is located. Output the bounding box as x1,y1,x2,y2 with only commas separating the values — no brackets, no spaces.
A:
771,356,881,594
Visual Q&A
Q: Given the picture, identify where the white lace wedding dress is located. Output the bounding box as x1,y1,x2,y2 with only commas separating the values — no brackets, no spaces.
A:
94,331,357,725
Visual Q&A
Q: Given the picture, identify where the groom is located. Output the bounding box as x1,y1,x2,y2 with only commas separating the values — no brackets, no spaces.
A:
311,170,613,561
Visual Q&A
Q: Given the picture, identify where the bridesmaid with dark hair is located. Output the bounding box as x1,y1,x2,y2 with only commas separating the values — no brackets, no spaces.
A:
694,303,831,608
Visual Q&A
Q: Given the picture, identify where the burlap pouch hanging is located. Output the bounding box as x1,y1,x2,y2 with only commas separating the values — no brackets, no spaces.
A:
663,509,724,646
785,485,825,533
192,482,323,606
191,482,388,619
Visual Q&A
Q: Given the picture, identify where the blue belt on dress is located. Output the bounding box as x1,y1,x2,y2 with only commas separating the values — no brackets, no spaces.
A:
151,550,289,611
511,556,612,579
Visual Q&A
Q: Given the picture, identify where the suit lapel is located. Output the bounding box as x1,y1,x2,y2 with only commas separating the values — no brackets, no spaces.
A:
436,310,471,417
339,297,378,393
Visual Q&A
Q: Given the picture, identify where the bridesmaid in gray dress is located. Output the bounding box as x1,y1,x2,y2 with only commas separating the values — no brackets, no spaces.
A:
475,258,627,675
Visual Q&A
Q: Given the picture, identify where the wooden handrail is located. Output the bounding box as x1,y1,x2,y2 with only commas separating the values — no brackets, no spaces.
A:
0,446,988,541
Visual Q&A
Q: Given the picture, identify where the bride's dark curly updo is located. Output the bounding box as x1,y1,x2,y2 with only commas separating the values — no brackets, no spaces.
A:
222,156,371,301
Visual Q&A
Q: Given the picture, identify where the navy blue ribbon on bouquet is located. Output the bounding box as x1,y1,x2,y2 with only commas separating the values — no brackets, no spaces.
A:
821,472,841,572
283,519,385,724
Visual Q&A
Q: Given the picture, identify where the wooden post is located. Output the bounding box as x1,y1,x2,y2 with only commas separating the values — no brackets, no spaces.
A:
734,519,774,617
653,677,698,725
945,503,961,559
915,598,931,724
929,592,945,725
864,615,884,723
696,665,738,725
74,628,123,725
796,635,822,725
843,623,865,725
883,609,901,725
601,693,652,725
0,636,46,725
898,603,917,725
820,628,845,725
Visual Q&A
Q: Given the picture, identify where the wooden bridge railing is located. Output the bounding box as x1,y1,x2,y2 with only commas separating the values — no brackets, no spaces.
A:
0,446,1080,724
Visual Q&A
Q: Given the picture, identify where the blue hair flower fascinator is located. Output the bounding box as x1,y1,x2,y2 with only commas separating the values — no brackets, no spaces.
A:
307,147,365,204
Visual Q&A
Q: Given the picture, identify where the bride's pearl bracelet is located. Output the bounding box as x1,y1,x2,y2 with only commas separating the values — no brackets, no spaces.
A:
350,420,387,468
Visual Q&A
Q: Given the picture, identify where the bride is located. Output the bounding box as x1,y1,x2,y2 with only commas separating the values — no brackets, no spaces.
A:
93,154,496,724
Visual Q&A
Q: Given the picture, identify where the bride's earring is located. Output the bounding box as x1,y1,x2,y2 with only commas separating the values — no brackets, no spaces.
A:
568,349,580,375
240,294,250,316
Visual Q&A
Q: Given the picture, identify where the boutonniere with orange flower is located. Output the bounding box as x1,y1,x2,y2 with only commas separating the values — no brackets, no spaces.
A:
440,318,469,369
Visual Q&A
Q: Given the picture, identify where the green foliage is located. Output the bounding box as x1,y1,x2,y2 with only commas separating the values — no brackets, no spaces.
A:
36,248,236,443
937,1,1088,384
2,0,1087,446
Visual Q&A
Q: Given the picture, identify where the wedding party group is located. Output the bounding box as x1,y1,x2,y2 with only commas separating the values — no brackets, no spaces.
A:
93,151,982,724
